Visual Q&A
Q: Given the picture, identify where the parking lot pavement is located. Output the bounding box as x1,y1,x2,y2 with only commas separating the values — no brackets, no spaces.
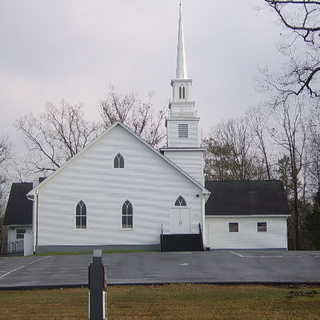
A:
0,250,319,289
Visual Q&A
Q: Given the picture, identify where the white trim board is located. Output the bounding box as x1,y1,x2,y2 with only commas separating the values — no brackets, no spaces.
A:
206,215,290,218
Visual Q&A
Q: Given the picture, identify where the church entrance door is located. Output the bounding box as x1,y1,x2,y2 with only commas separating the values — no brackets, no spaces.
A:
170,208,191,234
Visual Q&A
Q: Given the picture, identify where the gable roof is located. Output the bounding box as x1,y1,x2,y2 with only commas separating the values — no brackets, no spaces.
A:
205,180,289,216
28,122,209,196
4,183,33,225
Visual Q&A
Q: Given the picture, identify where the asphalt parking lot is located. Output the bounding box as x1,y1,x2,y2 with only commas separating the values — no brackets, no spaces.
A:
0,250,319,289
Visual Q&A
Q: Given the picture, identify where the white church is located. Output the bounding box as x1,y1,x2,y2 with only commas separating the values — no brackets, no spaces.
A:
4,3,290,254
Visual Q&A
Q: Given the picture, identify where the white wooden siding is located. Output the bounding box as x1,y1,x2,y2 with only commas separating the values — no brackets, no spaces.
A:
37,125,204,247
164,151,204,186
7,229,17,243
205,216,288,249
167,119,199,147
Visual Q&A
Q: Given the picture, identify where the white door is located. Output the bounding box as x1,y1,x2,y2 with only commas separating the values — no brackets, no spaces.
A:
170,208,191,234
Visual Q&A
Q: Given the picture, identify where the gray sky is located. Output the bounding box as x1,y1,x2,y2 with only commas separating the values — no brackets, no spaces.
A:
0,0,285,154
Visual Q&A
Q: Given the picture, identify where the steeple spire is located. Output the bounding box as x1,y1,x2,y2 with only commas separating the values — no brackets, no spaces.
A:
176,1,188,79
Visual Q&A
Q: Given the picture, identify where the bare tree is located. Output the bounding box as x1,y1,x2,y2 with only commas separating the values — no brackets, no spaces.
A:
264,0,320,100
204,117,265,181
0,136,10,216
0,137,10,167
17,101,102,174
271,99,307,249
100,89,166,148
247,107,273,180
308,100,320,194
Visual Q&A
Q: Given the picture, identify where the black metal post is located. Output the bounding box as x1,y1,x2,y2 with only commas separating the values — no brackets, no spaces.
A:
88,249,106,320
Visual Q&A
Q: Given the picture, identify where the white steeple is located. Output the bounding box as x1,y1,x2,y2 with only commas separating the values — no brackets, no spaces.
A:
161,1,204,186
176,1,188,79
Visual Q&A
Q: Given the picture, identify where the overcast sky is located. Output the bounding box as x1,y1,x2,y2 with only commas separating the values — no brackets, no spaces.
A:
0,0,285,155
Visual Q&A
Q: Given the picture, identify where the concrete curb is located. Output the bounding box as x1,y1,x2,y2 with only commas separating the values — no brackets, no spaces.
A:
1,280,320,290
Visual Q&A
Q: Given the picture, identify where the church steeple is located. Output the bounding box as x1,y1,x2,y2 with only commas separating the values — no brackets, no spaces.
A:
161,1,204,186
176,1,187,79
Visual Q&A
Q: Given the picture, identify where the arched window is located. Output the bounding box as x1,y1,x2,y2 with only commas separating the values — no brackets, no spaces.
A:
179,86,186,99
175,196,187,207
122,200,133,229
76,200,87,229
114,153,124,168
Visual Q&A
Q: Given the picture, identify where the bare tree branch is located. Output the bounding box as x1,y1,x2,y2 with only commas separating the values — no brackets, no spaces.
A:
100,89,166,148
271,99,307,249
16,101,102,174
264,0,320,98
204,117,266,181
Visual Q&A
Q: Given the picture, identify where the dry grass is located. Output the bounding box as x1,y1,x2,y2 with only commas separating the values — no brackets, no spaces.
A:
0,285,319,320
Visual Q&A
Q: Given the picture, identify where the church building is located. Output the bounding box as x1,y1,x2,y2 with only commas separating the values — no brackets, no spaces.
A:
4,2,289,254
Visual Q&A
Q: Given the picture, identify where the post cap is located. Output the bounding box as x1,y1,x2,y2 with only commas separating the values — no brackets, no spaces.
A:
93,249,102,257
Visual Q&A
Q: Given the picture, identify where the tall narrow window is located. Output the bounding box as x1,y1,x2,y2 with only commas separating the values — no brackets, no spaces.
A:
122,200,133,229
178,124,188,138
175,196,187,207
179,85,186,99
114,153,124,168
76,201,87,229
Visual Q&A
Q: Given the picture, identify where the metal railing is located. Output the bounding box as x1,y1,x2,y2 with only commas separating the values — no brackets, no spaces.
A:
7,240,24,254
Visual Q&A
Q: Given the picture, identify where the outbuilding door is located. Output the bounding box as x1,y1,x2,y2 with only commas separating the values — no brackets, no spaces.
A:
170,208,191,234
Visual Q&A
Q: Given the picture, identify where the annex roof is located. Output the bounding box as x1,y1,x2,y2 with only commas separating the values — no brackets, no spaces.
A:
205,180,289,216
28,122,209,196
3,183,33,225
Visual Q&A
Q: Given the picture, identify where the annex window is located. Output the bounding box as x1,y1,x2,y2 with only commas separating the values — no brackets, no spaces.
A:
122,200,133,229
114,153,124,168
76,201,87,229
179,86,186,99
175,196,187,207
178,124,188,138
16,228,26,239
257,222,267,232
229,222,239,233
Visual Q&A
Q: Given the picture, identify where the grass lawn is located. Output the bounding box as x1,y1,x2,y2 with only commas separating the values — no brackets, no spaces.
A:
0,285,319,319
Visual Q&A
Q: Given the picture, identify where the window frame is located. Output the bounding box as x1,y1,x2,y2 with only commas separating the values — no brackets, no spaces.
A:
114,153,124,168
175,196,187,207
179,86,186,99
257,222,267,232
16,228,26,239
121,200,133,230
178,124,188,138
75,200,87,230
229,222,239,233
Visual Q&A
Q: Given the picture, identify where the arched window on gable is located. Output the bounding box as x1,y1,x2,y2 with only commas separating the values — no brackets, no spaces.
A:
114,153,124,168
122,200,133,229
76,200,87,229
175,196,187,207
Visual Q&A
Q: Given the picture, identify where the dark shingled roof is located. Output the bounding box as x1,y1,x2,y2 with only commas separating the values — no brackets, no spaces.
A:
205,180,289,216
3,183,33,225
